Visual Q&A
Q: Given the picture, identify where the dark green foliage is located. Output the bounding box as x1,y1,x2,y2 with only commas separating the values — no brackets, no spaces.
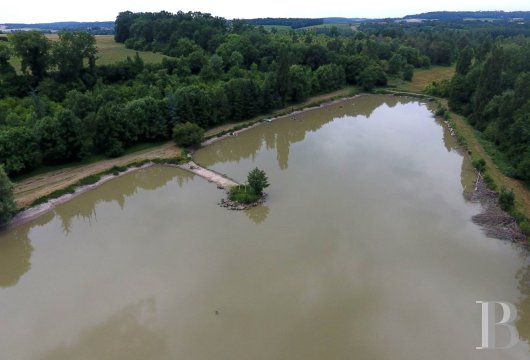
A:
247,167,269,195
10,31,51,80
456,46,473,75
358,64,386,91
0,165,16,225
172,122,204,147
0,127,41,175
52,32,97,82
288,65,312,101
483,173,497,190
35,110,83,164
313,64,345,93
472,158,486,173
402,64,414,81
388,54,404,75
228,185,260,204
445,37,530,185
498,187,515,212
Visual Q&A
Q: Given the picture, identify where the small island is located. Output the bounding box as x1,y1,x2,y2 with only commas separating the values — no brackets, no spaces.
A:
220,168,269,210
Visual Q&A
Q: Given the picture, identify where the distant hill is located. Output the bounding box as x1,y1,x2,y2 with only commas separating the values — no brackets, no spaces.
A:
403,11,530,20
0,21,114,34
323,17,367,24
244,18,324,28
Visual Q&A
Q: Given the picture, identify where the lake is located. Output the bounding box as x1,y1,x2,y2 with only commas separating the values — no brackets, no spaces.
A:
1,95,528,359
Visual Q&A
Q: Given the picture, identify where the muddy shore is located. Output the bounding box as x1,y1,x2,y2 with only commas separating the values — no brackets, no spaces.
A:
471,174,527,244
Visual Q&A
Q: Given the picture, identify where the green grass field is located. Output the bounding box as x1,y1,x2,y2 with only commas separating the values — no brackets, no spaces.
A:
261,23,355,33
93,35,169,65
393,66,455,93
8,34,168,71
299,23,354,32
261,25,291,33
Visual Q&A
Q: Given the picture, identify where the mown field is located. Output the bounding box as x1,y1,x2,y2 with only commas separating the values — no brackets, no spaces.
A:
8,34,168,71
260,23,356,33
393,65,455,92
93,35,169,65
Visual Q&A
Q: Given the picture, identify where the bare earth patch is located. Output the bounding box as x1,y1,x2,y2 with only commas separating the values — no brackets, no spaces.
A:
14,142,180,209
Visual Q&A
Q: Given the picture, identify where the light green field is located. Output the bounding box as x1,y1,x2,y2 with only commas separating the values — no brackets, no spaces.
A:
393,65,455,93
8,34,169,71
93,35,169,65
261,25,291,33
299,23,354,32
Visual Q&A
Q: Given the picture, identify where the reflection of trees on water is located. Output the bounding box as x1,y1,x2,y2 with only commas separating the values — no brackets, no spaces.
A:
516,262,530,348
244,205,270,224
58,168,193,234
199,96,415,170
0,227,33,288
42,298,169,360
0,212,54,288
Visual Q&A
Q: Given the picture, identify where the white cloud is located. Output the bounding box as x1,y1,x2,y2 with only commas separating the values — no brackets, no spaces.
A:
1,0,529,23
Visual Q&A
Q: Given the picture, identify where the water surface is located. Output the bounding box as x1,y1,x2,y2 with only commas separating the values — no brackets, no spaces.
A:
1,95,529,359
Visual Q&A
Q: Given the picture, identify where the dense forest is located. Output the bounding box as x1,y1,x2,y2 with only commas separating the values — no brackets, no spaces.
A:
0,10,449,179
443,36,530,184
1,10,530,224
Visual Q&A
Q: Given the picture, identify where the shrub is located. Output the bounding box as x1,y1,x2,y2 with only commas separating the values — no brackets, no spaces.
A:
402,64,414,81
228,185,260,204
482,173,497,190
173,122,205,147
498,187,515,212
435,106,447,117
519,220,530,236
472,158,486,173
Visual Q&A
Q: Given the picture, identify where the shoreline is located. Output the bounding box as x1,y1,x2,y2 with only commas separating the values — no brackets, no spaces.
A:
4,93,362,231
201,94,364,147
6,162,157,230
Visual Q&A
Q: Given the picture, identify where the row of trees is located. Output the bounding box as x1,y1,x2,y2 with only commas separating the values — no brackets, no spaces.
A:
445,37,530,184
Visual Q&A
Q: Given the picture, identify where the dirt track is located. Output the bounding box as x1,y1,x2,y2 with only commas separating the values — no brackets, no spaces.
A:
14,142,180,209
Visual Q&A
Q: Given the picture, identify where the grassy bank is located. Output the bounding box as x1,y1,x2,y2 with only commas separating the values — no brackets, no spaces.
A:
384,65,530,238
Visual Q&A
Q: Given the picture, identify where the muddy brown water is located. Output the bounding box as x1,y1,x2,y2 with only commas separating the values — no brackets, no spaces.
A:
0,95,529,359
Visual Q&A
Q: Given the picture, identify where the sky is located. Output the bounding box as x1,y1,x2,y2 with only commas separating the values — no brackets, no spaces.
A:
2,0,530,23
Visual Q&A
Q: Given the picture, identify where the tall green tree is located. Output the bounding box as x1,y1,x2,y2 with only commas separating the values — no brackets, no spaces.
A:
0,165,16,226
471,47,503,128
247,167,269,195
0,43,19,97
172,122,204,147
53,32,97,81
288,65,312,102
10,31,51,80
456,46,473,75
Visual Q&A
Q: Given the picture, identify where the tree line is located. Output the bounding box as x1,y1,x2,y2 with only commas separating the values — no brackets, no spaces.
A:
0,10,443,182
442,36,530,185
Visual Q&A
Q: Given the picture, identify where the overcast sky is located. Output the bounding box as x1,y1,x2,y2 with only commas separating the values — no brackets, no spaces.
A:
2,0,529,23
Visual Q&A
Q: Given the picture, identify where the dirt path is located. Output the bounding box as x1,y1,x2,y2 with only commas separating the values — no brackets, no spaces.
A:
14,142,181,209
